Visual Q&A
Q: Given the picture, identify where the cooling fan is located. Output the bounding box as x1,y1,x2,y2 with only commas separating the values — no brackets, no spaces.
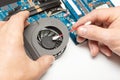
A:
37,28,63,50
24,18,69,60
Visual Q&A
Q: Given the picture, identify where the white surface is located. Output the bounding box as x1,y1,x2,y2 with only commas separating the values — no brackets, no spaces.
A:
41,0,120,80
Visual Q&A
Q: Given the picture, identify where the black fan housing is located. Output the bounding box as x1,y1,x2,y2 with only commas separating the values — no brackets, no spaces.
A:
24,18,69,60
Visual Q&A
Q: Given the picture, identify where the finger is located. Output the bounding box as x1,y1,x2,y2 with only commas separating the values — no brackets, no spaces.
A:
99,44,112,57
5,11,30,34
88,40,99,57
35,55,55,77
73,7,120,29
77,36,86,43
77,25,110,44
25,21,30,27
0,21,6,27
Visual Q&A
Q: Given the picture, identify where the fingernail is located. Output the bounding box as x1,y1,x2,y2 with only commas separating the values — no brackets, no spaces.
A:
77,37,86,43
90,45,96,57
92,48,97,57
78,27,87,36
77,39,86,43
101,49,112,57
24,10,30,14
90,45,95,56
105,52,112,57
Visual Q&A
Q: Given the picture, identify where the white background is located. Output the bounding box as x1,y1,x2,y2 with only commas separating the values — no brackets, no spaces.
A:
41,0,120,80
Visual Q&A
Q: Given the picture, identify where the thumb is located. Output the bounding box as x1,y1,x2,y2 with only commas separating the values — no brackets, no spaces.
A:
77,25,110,44
35,55,55,77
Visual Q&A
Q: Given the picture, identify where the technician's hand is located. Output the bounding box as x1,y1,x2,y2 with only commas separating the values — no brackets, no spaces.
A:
73,7,120,57
0,11,55,80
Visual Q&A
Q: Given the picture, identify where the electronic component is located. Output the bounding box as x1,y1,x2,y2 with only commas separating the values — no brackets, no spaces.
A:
4,0,61,20
76,0,89,14
62,0,114,44
24,18,69,60
67,0,82,16
81,0,114,10
0,0,115,46
0,0,19,7
95,4,109,9
62,0,83,20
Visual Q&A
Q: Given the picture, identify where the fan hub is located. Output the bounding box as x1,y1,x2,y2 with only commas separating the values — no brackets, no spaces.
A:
41,36,56,50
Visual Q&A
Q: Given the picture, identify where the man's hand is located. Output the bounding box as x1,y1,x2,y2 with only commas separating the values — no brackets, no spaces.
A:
0,11,55,80
73,7,120,57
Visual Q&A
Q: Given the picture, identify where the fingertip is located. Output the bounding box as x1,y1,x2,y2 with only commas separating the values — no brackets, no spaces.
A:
16,11,30,19
88,40,99,57
77,26,88,36
72,23,77,29
77,36,86,43
24,10,30,17
34,55,55,76
89,45,97,57
37,55,55,65
18,11,30,15
6,11,30,32
43,55,55,64
101,49,112,57
99,44,112,57
91,48,99,57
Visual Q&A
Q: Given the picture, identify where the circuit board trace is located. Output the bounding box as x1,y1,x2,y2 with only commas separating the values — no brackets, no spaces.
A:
0,0,114,44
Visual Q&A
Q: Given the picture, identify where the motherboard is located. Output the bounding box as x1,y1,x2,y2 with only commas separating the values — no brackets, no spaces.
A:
0,0,114,44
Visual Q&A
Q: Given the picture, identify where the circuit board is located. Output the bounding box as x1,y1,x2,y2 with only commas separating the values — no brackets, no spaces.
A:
0,0,114,44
